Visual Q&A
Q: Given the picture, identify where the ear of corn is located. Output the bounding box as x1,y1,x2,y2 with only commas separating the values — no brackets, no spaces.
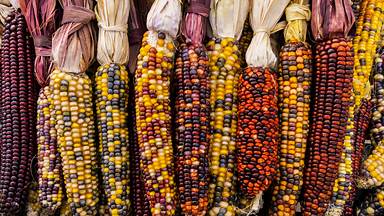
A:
0,10,38,214
354,0,384,190
302,38,354,215
270,41,312,216
50,70,99,215
134,30,176,216
206,38,240,216
237,66,279,198
129,72,151,216
36,85,64,212
175,42,210,216
95,64,130,216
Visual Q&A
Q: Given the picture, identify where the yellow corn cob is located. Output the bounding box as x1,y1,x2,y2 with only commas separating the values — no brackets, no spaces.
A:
50,70,99,215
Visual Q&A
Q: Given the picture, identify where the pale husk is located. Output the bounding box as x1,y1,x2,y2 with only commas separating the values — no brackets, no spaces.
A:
51,0,96,74
284,0,311,43
146,0,182,39
209,0,249,40
245,0,290,68
0,0,12,46
95,0,130,65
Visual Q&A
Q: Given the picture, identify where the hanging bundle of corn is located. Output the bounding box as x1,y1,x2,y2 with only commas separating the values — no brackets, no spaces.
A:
235,0,289,214
0,0,12,47
206,1,248,215
0,1,38,213
18,0,63,212
269,1,312,215
174,0,211,215
356,0,384,190
94,1,131,215
50,0,98,215
301,0,354,215
134,0,181,215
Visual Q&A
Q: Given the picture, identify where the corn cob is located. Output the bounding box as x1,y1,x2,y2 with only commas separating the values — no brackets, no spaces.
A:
354,0,384,189
268,1,312,214
175,42,210,215
237,66,279,198
134,30,177,216
239,19,252,68
341,98,372,216
129,73,151,216
49,70,99,215
236,0,289,214
0,10,38,214
301,38,354,215
36,85,64,212
206,37,241,216
95,64,130,215
370,40,384,146
270,40,312,215
353,0,384,109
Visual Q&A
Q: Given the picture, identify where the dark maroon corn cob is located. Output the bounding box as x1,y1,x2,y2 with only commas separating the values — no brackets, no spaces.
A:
302,38,354,215
0,10,37,214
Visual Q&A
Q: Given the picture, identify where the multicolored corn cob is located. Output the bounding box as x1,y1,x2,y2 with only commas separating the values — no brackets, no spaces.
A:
134,30,177,216
95,64,130,215
36,85,64,212
129,73,151,216
302,38,354,215
175,42,210,216
270,41,312,216
0,10,38,214
207,38,241,216
49,70,99,215
354,0,384,190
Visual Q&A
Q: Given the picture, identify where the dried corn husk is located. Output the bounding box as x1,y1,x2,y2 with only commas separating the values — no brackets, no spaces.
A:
96,0,129,65
311,0,354,40
52,0,96,74
284,0,311,43
146,0,182,39
209,0,249,40
0,0,12,46
19,0,59,86
245,0,290,68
